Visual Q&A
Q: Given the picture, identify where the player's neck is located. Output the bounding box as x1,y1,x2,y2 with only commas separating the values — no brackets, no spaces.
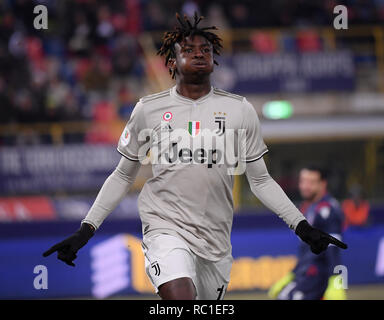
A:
175,80,212,100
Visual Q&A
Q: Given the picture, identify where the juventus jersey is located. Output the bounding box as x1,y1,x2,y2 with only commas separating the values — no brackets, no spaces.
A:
117,86,269,261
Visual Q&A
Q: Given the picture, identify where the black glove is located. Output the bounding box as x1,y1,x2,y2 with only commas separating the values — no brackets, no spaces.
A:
43,223,95,267
295,220,348,255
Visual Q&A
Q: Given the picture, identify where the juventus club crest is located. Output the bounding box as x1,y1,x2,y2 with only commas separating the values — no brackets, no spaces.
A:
214,112,226,135
151,261,161,276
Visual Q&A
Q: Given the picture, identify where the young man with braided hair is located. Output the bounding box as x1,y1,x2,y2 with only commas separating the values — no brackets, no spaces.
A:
43,13,347,300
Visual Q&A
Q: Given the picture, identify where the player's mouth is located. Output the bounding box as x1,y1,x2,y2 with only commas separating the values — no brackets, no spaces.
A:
191,61,208,68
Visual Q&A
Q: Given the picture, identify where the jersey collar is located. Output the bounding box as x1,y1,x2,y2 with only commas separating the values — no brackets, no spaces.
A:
170,85,214,104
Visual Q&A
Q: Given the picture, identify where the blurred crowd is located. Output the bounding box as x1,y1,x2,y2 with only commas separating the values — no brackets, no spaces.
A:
0,0,380,213
1,0,384,128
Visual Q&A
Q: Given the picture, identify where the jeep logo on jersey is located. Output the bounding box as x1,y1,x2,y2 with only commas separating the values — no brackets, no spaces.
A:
164,142,222,168
138,127,247,174
188,121,200,137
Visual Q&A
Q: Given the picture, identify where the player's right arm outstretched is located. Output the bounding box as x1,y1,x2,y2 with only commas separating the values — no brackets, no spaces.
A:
43,99,146,266
43,157,141,266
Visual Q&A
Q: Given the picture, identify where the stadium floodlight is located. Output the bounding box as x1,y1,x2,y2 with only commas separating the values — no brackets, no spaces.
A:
262,101,293,120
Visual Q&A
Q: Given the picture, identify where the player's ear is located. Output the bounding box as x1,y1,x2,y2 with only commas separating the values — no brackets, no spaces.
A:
167,58,177,77
168,58,176,70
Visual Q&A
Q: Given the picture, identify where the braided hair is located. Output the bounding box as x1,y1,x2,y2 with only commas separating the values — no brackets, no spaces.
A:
157,12,223,79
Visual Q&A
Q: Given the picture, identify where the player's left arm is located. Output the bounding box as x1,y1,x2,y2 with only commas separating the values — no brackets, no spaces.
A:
245,159,348,254
242,98,347,254
245,157,305,230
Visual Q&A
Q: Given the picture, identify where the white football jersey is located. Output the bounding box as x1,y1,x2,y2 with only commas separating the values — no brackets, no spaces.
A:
118,86,268,261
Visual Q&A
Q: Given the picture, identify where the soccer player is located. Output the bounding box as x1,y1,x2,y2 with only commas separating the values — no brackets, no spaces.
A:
269,165,346,300
43,13,347,300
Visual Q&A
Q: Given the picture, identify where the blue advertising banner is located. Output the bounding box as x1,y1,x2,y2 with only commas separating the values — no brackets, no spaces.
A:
0,224,383,299
212,51,355,93
0,195,140,222
0,145,120,194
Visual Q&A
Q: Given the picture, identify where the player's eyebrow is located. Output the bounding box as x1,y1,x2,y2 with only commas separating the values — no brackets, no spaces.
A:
182,43,212,48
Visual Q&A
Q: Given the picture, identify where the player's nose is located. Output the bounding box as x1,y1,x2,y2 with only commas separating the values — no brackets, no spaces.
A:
193,50,204,58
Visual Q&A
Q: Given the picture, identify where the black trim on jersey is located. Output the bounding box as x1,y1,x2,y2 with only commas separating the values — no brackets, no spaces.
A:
245,149,269,163
116,149,140,162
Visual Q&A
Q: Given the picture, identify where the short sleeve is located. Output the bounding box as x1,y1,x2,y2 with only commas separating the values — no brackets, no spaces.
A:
241,98,269,162
117,101,148,161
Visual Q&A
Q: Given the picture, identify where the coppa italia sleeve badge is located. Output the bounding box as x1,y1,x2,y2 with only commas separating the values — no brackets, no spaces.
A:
120,128,131,146
162,112,173,121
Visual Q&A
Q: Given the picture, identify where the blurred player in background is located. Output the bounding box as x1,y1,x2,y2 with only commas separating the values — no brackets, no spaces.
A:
43,13,347,300
269,165,347,300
